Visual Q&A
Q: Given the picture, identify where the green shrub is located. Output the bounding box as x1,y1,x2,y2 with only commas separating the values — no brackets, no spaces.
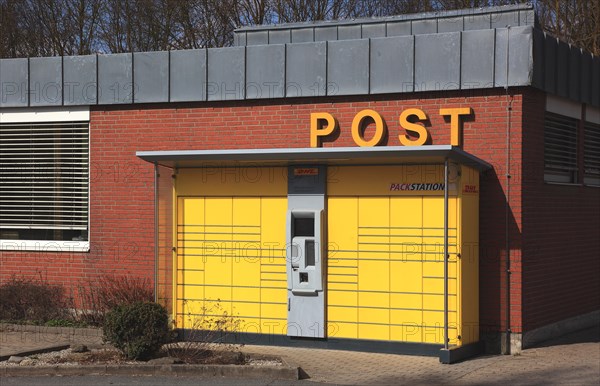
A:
103,302,170,360
0,275,68,323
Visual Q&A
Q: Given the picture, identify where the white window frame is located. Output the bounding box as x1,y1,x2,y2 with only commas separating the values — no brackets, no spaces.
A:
0,107,90,252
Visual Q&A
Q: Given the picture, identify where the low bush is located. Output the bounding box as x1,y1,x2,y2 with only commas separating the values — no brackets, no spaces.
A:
0,275,68,323
78,275,154,326
103,302,170,360
165,301,243,364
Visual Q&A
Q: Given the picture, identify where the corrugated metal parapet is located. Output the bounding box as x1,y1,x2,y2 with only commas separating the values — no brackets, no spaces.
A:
0,26,598,108
532,31,600,107
234,4,536,46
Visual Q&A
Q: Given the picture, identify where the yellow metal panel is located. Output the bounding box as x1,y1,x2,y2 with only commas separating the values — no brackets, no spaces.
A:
390,309,422,326
328,266,358,275
261,264,286,273
358,292,389,308
328,197,358,251
232,287,260,302
261,287,286,303
261,303,287,320
260,272,287,281
329,322,357,339
391,325,422,343
328,282,359,291
177,168,288,197
423,294,444,311
328,166,447,197
358,260,390,292
328,289,358,307
422,278,444,294
390,197,423,228
260,319,287,335
358,307,389,325
358,323,389,340
422,327,444,344
359,197,390,228
390,261,422,293
328,306,358,322
233,302,260,319
204,285,232,302
390,293,422,309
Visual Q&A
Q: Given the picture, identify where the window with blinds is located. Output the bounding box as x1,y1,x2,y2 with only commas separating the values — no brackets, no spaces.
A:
584,121,600,186
544,112,578,183
0,122,89,242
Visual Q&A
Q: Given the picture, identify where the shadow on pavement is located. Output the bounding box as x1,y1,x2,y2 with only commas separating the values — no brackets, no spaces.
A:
528,324,600,349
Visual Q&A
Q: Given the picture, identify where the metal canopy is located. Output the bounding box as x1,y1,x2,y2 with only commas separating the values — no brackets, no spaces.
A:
136,145,492,171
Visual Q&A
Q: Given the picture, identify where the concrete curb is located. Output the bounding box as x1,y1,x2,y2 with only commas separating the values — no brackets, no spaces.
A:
0,363,300,379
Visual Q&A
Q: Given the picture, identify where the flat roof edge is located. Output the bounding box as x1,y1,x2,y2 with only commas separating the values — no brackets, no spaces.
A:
234,4,534,32
136,146,493,172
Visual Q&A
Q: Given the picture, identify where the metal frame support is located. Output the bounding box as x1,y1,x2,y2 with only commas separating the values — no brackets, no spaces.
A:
153,161,159,303
443,159,449,350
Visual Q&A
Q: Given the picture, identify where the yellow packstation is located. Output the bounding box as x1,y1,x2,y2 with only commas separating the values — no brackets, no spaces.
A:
159,145,487,362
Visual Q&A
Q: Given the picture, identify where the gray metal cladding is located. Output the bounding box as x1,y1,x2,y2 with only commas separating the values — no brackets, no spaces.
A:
269,29,291,44
314,26,337,42
568,46,580,101
361,23,386,39
291,28,314,43
386,21,411,36
556,40,570,98
169,49,206,102
64,55,97,105
98,53,133,104
412,19,437,35
370,36,414,94
286,42,326,97
494,26,533,88
463,14,490,31
207,46,245,101
415,33,460,91
29,57,62,106
1,14,598,108
519,9,536,26
246,31,269,45
233,4,536,46
437,17,463,33
337,25,361,40
580,52,593,104
0,58,28,107
246,44,285,99
544,35,558,94
531,28,545,89
490,9,519,29
327,39,369,96
134,51,169,103
593,57,600,106
461,30,495,89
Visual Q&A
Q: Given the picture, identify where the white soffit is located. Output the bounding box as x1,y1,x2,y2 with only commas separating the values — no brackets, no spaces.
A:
0,106,90,123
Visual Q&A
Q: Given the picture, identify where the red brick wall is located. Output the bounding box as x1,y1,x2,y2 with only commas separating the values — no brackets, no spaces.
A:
0,88,525,334
521,89,600,331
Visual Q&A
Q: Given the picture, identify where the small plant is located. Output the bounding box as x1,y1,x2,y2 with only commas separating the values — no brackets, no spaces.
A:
77,274,154,326
102,302,170,360
0,275,68,323
165,301,243,364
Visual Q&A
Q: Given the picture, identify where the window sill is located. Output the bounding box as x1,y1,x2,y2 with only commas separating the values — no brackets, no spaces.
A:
544,181,583,187
0,240,90,253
